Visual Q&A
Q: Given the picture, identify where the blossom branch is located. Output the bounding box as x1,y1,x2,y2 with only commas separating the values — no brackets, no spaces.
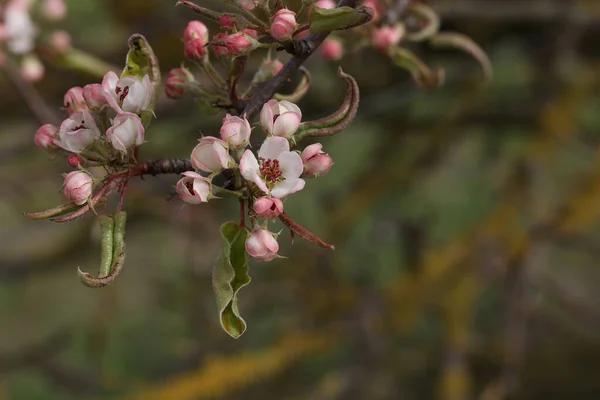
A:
279,212,335,250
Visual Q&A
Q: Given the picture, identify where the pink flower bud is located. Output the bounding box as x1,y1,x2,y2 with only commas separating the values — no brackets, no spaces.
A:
243,28,258,39
225,32,256,55
183,20,209,43
320,38,343,60
106,112,145,152
362,0,380,23
220,114,251,147
260,99,302,138
63,86,86,114
212,33,229,57
42,0,66,21
165,68,193,100
270,9,297,40
314,0,335,9
245,228,279,262
20,55,44,82
219,14,235,29
176,171,212,204
102,71,152,114
34,123,59,152
63,171,93,205
253,197,283,219
301,143,332,177
190,137,233,173
265,59,283,74
82,83,106,109
238,0,256,11
67,154,84,168
49,30,71,53
55,110,101,153
371,25,405,53
184,38,207,61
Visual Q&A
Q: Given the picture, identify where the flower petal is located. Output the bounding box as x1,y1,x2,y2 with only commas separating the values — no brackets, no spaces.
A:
278,151,304,179
271,178,301,198
239,149,260,180
272,112,301,138
258,136,289,160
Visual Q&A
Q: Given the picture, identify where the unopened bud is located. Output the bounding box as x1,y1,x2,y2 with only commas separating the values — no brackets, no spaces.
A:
184,38,207,61
165,68,193,100
224,32,257,55
21,55,44,83
82,83,106,109
42,0,67,21
183,20,209,43
238,0,256,11
320,38,343,60
63,170,93,205
34,124,59,153
106,112,145,152
253,197,283,219
219,14,236,29
301,143,333,178
49,30,71,53
67,154,84,168
63,86,87,114
220,114,252,147
270,9,297,40
371,25,405,53
245,228,279,262
190,137,234,173
212,33,230,57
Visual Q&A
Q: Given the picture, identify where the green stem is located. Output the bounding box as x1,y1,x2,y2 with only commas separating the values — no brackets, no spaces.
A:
56,48,118,78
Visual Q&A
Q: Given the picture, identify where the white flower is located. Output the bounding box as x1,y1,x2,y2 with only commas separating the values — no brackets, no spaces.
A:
239,136,305,198
4,3,37,54
105,112,145,152
190,137,234,173
259,99,302,138
102,71,152,114
55,110,101,153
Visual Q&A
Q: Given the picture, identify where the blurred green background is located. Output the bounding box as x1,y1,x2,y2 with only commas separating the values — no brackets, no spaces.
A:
2,0,600,399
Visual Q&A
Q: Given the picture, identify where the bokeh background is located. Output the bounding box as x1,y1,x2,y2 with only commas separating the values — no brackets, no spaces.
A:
2,0,600,399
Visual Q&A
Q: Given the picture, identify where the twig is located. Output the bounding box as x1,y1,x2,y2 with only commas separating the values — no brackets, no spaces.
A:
1,57,61,125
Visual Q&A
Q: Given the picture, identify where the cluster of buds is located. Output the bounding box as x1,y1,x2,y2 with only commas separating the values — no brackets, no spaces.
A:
175,98,333,262
0,0,69,81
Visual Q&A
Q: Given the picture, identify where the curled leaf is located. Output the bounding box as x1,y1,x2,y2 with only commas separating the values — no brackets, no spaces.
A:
279,212,335,250
25,201,81,220
49,183,111,223
388,46,445,87
429,32,493,83
78,212,127,288
309,6,373,34
213,222,251,339
404,3,440,42
294,67,359,141
274,67,311,103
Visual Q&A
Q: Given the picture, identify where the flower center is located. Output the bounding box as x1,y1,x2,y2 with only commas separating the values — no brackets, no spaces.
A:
259,157,283,184
115,85,130,104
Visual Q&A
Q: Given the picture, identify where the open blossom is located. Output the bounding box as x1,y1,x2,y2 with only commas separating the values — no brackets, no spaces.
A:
371,25,405,53
183,20,209,43
301,143,333,177
64,86,86,114
63,171,93,205
175,171,212,204
191,137,234,173
240,136,305,198
220,114,251,147
270,9,296,40
54,110,101,153
102,71,152,114
106,112,145,152
4,2,36,54
260,99,302,138
253,197,283,219
34,124,59,152
245,228,279,262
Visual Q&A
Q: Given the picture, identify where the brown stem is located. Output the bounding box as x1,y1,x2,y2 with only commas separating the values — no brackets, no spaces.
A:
279,212,335,250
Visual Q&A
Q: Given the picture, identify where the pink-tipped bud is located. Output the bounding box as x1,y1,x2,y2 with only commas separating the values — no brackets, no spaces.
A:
245,228,279,262
243,28,259,39
63,86,87,114
63,171,93,205
238,0,256,11
67,154,84,168
371,25,405,53
176,171,212,204
301,143,333,178
49,30,71,53
362,0,380,23
219,14,235,29
212,33,230,57
105,112,145,152
82,83,106,109
190,137,233,173
314,0,335,9
42,0,67,21
260,99,302,138
320,38,343,61
220,114,252,147
253,197,283,219
184,38,207,61
20,55,44,82
165,68,193,100
183,20,209,43
265,59,283,74
34,124,59,153
270,9,297,40
225,32,256,55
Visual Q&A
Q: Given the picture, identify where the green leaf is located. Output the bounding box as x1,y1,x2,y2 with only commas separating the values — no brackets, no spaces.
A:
213,222,251,339
309,6,373,34
122,34,161,114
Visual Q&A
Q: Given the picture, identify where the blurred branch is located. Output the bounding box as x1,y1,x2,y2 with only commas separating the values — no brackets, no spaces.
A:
1,58,61,126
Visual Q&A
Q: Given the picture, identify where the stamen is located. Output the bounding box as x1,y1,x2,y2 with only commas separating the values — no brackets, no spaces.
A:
259,157,284,184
